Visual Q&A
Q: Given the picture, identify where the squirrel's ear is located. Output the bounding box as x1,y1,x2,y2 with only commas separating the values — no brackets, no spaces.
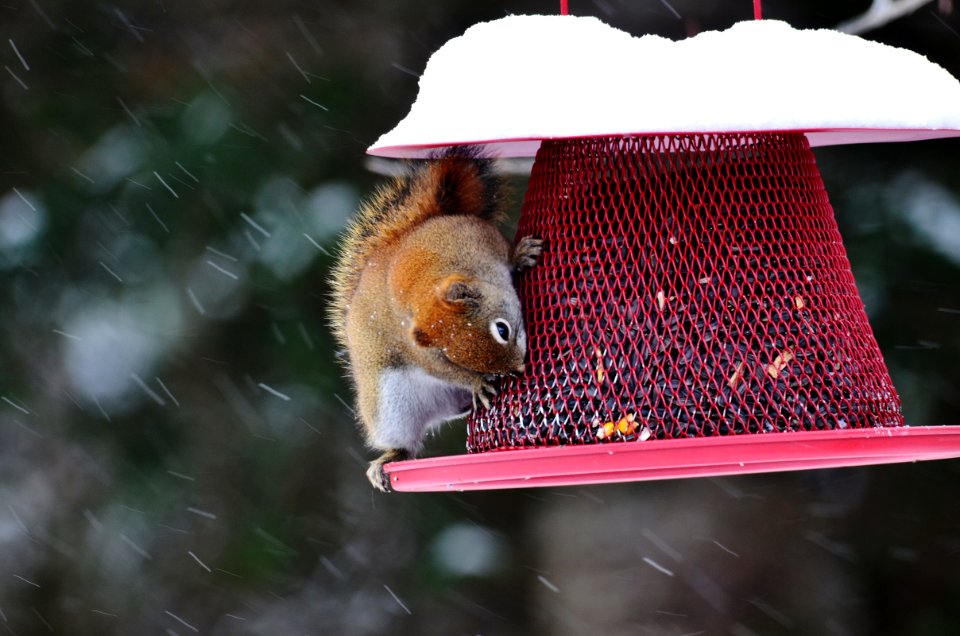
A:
438,275,481,312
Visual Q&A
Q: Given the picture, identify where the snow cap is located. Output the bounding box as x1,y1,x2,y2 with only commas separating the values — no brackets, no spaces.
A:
369,15,960,158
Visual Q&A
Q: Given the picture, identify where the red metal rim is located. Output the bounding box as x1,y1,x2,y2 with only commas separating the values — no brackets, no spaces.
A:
383,426,960,492
368,128,960,158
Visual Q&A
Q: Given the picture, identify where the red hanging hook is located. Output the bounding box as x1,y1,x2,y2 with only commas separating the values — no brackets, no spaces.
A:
560,0,569,15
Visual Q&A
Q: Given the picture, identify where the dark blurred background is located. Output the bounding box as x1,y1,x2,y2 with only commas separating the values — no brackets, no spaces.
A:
2,1,960,634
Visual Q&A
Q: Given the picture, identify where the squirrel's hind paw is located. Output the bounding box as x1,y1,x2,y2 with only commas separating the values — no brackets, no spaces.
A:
366,448,411,492
512,236,543,272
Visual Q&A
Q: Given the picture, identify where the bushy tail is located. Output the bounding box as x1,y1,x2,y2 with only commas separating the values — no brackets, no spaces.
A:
327,147,507,346
417,146,505,222
349,147,505,250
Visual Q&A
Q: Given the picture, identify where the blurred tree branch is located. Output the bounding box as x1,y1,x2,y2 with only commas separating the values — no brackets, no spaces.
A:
836,0,935,34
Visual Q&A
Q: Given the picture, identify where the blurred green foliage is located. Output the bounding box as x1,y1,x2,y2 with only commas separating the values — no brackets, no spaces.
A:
1,1,960,634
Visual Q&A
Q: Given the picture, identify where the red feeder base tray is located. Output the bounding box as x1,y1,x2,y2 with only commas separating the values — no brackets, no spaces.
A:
383,426,960,492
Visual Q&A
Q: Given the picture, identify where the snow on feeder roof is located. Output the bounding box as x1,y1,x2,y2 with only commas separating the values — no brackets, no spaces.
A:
369,15,960,158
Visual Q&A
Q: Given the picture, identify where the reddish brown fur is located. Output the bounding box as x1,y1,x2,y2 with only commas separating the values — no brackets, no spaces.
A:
328,152,505,349
326,152,538,490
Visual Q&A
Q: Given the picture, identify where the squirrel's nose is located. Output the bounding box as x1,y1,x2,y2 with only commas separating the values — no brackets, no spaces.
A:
513,363,526,375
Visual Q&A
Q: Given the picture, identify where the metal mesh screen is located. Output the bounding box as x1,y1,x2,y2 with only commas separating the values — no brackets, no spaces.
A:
467,133,903,453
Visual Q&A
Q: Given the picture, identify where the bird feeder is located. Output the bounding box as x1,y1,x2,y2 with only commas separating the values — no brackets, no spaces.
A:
367,14,960,491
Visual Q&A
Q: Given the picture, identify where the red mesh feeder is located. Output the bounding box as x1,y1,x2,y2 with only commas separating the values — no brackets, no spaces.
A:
368,15,960,491
469,133,901,450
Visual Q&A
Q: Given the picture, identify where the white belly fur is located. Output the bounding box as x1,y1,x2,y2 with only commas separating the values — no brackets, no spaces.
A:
373,367,471,452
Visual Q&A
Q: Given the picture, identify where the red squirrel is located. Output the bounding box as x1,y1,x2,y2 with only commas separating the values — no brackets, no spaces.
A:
328,149,542,491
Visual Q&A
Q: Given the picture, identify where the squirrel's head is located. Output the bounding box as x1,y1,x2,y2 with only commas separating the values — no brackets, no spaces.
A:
410,275,528,375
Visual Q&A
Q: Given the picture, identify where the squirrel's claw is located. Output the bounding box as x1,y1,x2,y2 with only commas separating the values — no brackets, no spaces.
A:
472,377,499,410
366,448,410,492
366,462,392,492
512,236,544,272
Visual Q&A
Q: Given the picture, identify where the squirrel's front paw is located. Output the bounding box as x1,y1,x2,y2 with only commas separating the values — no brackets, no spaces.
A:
512,235,544,272
472,376,499,410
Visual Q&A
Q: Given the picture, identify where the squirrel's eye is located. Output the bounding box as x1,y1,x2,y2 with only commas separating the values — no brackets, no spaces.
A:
491,320,511,344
